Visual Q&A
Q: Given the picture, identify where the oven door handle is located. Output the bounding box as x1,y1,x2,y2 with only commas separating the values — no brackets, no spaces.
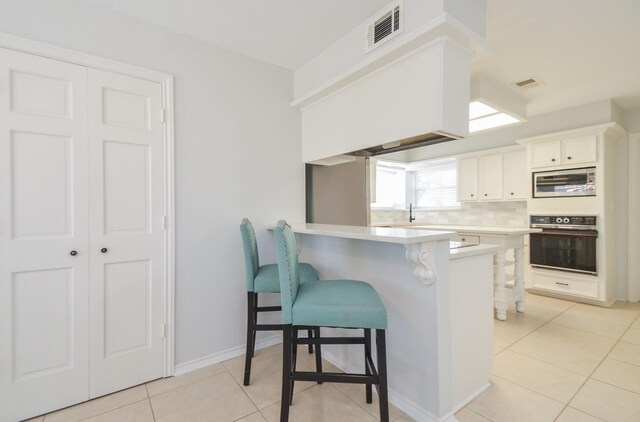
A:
532,230,598,237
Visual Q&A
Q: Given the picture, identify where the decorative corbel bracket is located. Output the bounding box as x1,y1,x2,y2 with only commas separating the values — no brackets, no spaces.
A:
405,242,437,285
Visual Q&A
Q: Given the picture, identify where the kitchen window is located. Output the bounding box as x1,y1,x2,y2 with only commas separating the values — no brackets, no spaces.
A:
371,161,406,209
408,158,460,210
371,158,460,210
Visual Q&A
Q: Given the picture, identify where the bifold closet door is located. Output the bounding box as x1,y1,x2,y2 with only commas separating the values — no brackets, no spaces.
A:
87,69,165,397
0,48,90,422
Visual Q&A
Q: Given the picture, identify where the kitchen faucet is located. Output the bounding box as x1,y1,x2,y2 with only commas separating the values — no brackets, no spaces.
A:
409,203,416,223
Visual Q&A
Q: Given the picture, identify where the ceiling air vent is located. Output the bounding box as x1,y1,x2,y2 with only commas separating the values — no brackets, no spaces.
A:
366,1,403,53
512,77,544,89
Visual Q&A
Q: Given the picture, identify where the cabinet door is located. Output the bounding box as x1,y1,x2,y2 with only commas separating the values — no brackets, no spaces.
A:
562,135,597,164
503,150,529,199
531,141,561,168
478,154,503,200
457,157,477,201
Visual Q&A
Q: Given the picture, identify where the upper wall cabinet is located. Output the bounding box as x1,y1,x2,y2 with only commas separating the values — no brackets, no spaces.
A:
457,157,478,201
530,135,597,169
503,150,528,199
457,148,527,202
478,154,503,200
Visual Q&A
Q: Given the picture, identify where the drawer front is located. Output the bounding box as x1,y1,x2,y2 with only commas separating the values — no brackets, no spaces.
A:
531,272,598,298
454,234,480,244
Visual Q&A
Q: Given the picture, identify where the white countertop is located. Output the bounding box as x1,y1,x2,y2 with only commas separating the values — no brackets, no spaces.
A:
375,223,541,236
449,243,502,260
268,223,454,245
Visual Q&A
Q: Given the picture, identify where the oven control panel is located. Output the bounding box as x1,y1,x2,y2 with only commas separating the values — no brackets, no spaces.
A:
530,215,597,229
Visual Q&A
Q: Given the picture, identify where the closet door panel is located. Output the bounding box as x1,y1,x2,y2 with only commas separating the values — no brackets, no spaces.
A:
0,48,89,422
88,69,165,398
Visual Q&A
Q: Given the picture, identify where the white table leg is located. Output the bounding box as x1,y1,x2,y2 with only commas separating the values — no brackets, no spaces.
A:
514,246,526,313
494,250,509,321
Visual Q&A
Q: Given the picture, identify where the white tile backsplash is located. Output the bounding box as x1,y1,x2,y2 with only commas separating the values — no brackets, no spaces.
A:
371,201,528,227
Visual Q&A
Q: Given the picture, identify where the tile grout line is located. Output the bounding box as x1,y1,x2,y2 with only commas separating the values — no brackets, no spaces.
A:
145,384,157,422
498,301,577,350
550,306,640,421
468,302,578,421
219,357,262,416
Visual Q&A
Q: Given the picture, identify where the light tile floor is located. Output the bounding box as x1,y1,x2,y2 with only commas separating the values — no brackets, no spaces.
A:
26,294,640,422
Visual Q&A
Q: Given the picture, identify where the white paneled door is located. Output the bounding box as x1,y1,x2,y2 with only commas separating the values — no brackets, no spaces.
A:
0,48,90,422
88,69,165,397
0,48,166,422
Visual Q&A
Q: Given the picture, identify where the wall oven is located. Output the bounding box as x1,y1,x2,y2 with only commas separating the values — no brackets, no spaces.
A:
530,215,598,275
533,167,596,198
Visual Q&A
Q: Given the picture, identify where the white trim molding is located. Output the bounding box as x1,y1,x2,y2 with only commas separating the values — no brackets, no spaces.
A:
174,335,281,377
629,133,640,302
0,33,177,375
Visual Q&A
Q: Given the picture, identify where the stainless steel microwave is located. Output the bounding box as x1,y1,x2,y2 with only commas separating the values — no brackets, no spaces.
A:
533,167,596,198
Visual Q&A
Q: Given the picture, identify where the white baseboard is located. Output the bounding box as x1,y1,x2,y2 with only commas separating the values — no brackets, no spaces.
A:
174,334,282,376
452,382,491,414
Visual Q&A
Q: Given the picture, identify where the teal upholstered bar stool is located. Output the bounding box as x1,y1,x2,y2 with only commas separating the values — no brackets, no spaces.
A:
274,220,389,422
240,218,321,386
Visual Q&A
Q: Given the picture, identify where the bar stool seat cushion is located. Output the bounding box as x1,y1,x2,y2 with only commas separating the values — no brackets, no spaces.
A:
254,263,319,293
292,280,387,330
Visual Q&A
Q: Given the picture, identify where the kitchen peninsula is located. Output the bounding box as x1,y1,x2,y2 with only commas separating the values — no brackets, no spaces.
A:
376,223,541,321
269,223,500,422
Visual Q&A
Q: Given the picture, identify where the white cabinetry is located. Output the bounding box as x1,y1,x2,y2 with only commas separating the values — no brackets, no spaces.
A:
531,135,597,169
457,148,527,202
503,150,528,199
518,123,627,305
457,157,478,201
478,154,503,200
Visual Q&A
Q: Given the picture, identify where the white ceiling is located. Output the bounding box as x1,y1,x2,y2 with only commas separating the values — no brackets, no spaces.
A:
473,0,640,116
81,0,640,116
80,0,390,70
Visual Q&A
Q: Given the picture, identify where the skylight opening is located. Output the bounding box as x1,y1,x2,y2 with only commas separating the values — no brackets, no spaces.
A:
469,100,521,133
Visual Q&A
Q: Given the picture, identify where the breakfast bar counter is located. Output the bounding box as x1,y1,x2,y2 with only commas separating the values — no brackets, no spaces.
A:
270,223,500,422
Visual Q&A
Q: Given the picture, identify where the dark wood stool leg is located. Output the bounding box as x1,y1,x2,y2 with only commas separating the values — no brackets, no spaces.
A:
291,328,299,404
376,329,389,422
364,328,372,403
307,329,314,353
243,292,255,386
252,293,258,357
314,327,323,384
280,325,293,422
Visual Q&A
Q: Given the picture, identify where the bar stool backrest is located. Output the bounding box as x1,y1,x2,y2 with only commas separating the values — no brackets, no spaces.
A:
240,218,260,292
274,220,300,325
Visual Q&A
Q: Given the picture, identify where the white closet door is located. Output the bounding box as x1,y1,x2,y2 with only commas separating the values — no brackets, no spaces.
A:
88,69,165,397
0,48,89,421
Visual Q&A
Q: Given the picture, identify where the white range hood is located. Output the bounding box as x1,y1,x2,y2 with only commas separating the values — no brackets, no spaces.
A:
292,15,488,164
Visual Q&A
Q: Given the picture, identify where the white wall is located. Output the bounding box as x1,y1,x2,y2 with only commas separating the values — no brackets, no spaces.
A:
293,0,486,98
623,108,640,132
0,0,305,365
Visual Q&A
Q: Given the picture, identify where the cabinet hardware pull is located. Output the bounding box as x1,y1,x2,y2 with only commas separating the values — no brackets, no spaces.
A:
567,156,572,160
555,282,569,286
484,193,488,196
511,192,514,195
551,158,556,162
70,250,78,256
101,248,108,253
470,194,474,197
